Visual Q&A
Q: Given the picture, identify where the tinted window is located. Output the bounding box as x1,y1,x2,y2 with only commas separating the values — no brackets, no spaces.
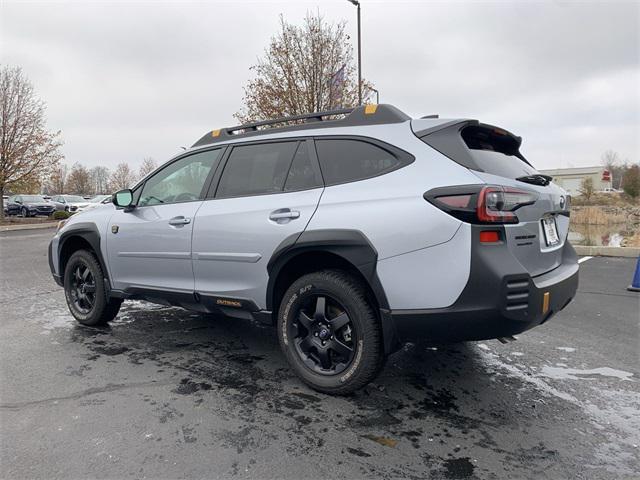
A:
139,149,221,207
315,139,403,186
216,142,298,198
284,141,322,191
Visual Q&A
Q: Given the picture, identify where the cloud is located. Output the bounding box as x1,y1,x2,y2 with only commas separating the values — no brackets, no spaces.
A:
1,0,638,170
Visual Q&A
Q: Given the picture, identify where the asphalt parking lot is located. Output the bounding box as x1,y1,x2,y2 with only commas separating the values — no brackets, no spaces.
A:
1,228,638,479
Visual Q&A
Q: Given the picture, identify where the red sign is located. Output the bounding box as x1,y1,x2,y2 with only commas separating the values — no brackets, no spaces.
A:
602,170,611,181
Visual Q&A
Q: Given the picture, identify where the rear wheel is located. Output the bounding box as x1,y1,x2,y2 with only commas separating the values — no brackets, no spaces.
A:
277,270,385,395
63,249,122,326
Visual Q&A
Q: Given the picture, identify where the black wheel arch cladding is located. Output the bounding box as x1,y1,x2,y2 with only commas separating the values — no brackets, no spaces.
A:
267,229,389,310
58,223,110,287
267,229,397,353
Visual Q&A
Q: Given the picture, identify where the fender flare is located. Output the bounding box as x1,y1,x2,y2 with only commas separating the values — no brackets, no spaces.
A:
58,222,110,289
266,229,398,353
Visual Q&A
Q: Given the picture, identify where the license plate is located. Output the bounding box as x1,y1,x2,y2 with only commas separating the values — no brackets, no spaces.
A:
542,216,560,246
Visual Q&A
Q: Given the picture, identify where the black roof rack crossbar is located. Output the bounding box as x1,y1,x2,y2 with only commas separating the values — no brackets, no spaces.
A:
192,104,412,148
227,108,354,135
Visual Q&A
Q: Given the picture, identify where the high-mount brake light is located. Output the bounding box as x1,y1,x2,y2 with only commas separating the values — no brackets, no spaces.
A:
424,185,537,225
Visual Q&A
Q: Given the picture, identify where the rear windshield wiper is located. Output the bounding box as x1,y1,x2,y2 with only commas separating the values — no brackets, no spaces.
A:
516,174,552,186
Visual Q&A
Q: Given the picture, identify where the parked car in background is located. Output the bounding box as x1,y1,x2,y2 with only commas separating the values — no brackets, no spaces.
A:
82,195,112,211
50,195,91,213
4,195,56,217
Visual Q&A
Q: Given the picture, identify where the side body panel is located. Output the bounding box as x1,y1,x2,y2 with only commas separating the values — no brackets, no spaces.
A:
192,188,323,309
105,202,203,292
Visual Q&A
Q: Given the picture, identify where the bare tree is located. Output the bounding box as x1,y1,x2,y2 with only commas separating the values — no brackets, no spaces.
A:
66,163,92,195
89,165,110,194
109,162,135,191
138,157,157,181
0,66,63,218
578,177,595,202
48,163,68,194
601,150,624,190
235,12,373,124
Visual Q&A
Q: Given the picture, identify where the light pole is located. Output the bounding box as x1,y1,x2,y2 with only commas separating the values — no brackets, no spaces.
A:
347,0,362,106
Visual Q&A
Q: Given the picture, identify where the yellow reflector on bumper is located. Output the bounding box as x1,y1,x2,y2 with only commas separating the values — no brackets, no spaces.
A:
364,104,378,115
542,292,550,314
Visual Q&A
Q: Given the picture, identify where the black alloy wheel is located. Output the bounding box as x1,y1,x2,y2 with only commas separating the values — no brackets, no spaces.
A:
68,262,97,315
291,294,356,375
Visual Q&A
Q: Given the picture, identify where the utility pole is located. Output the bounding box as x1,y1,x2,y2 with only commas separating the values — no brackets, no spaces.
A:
347,0,362,105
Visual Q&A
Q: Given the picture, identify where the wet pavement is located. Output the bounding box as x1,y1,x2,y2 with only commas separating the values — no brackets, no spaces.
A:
1,228,639,479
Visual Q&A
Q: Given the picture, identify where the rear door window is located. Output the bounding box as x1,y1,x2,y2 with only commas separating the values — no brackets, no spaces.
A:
314,138,407,186
216,141,298,198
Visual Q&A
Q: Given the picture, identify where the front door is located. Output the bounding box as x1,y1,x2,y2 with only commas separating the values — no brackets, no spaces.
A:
192,139,324,309
106,148,223,293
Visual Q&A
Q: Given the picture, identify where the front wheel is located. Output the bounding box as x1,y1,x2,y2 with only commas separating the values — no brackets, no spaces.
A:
63,249,122,326
21,207,29,217
277,270,385,395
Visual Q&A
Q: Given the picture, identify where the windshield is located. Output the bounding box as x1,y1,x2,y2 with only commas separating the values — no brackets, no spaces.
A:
64,195,86,202
22,195,46,202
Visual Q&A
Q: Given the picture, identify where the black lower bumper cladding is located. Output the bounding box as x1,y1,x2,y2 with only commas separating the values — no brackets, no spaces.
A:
390,226,579,343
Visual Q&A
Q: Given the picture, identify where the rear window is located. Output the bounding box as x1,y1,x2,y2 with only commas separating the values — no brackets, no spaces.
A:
420,123,538,179
315,139,405,186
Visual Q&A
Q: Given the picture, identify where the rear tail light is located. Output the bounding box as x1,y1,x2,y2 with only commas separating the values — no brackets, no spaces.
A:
424,185,537,225
476,186,537,224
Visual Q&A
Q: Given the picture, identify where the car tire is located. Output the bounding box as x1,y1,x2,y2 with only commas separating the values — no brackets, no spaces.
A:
277,269,385,395
21,207,29,217
63,249,122,326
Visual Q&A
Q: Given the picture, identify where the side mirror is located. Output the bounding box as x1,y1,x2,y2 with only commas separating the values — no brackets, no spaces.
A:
112,189,134,209
15,199,22,204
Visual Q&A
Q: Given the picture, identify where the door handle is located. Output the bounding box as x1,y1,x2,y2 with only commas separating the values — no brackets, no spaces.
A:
269,210,300,221
169,216,191,226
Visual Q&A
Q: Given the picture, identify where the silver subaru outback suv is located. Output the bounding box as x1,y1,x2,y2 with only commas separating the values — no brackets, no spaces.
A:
49,104,579,394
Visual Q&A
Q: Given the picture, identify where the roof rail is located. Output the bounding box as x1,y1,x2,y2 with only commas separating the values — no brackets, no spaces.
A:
192,104,411,148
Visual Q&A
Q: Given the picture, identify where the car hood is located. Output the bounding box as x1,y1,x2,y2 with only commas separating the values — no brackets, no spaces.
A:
24,202,54,208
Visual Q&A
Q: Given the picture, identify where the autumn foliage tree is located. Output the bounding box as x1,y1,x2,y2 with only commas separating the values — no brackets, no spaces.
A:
235,12,373,124
66,162,92,196
0,66,63,218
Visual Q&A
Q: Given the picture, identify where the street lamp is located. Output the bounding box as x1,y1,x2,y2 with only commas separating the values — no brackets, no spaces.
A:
347,0,362,106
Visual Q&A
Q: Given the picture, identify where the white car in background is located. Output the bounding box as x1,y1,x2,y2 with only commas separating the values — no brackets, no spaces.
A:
50,195,91,213
82,195,112,211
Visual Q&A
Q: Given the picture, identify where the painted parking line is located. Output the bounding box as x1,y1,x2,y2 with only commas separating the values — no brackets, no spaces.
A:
578,256,593,264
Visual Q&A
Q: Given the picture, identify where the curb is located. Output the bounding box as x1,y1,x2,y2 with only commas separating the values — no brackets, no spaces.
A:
573,245,640,258
0,222,58,232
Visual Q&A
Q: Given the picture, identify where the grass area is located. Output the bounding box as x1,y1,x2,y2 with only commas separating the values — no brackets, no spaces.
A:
0,216,56,226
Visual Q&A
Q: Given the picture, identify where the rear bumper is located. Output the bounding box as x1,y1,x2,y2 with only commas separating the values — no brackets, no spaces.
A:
390,227,579,343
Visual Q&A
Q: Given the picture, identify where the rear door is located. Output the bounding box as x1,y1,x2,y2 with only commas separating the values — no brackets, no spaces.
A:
106,148,223,293
192,139,324,309
417,121,569,277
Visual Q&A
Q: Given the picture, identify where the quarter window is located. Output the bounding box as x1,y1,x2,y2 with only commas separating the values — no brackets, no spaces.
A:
315,139,404,186
216,142,298,198
138,149,221,207
284,141,322,191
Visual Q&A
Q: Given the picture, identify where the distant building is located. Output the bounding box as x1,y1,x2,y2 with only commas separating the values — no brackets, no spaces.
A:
539,166,611,196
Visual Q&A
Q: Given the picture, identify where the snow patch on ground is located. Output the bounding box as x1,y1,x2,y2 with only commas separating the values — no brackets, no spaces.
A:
540,366,634,381
557,347,576,353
